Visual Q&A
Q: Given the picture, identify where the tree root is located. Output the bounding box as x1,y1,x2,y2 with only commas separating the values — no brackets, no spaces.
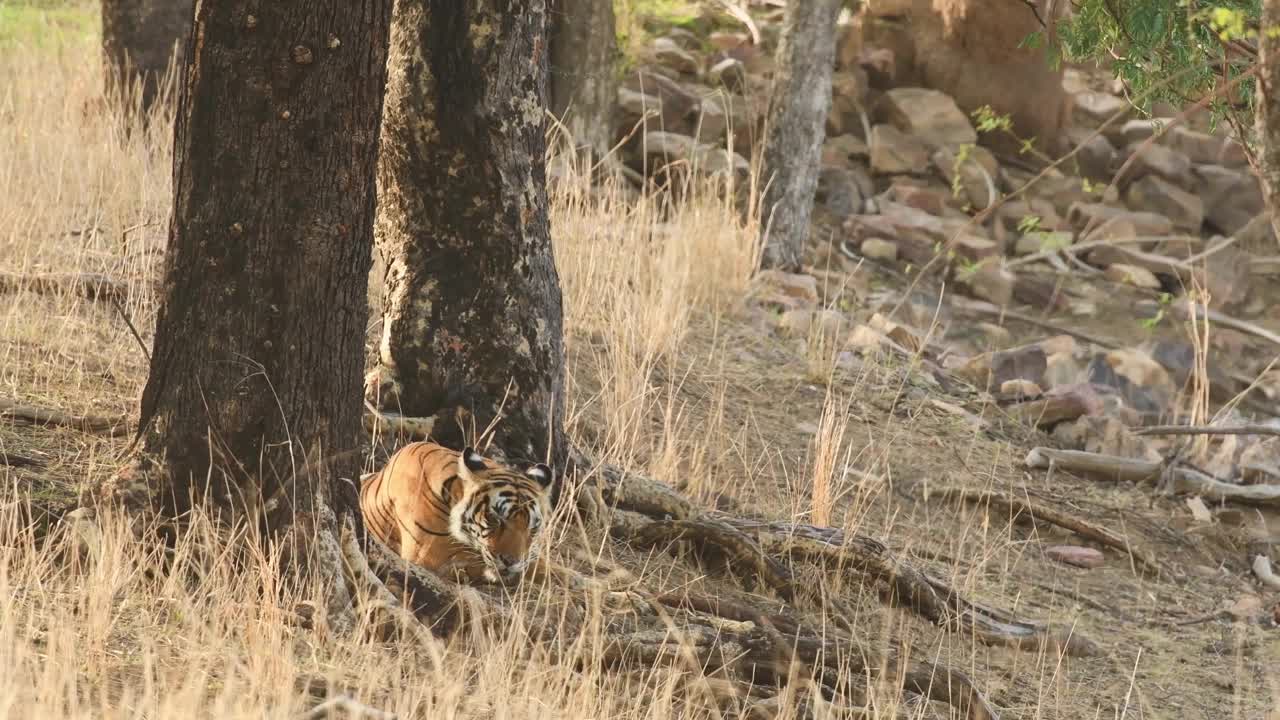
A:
938,487,1164,576
1,398,130,436
592,465,1100,658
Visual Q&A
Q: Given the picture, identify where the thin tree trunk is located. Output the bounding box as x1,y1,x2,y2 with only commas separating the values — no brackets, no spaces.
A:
101,0,192,116
1259,0,1280,248
549,0,618,157
119,0,393,531
372,1,569,482
758,0,843,271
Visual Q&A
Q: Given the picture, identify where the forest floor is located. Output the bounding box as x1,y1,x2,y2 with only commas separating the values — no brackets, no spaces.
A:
2,2,1278,719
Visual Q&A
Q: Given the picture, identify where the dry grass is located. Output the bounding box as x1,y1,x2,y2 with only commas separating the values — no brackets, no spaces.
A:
3,3,1280,720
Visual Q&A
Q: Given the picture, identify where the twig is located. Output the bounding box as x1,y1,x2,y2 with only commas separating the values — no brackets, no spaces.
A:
110,296,150,361
1133,424,1280,438
938,487,1164,575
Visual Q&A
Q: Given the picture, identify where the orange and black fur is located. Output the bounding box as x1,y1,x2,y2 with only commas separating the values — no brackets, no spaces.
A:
359,442,553,583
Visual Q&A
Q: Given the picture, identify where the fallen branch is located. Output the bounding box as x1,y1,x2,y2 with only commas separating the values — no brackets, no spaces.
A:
0,271,130,305
0,450,45,468
0,399,130,436
1163,467,1280,507
1133,424,1280,438
938,487,1164,576
1025,447,1163,484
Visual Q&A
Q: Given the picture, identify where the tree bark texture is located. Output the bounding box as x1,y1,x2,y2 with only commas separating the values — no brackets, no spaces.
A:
372,0,569,478
1259,0,1280,248
758,0,843,271
130,0,393,520
549,0,618,157
101,0,193,116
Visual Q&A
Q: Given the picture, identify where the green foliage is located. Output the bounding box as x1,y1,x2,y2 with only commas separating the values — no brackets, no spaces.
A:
1055,1,1260,128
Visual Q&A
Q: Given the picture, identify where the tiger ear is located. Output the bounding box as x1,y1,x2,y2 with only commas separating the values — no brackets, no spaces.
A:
458,446,487,484
525,463,553,488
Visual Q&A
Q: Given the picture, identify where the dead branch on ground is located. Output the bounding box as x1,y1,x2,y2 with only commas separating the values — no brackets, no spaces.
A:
0,398,130,436
1134,424,1280,439
938,487,1163,575
1025,447,1163,483
0,271,130,305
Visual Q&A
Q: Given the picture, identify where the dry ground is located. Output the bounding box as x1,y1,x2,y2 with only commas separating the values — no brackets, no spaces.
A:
2,4,1278,719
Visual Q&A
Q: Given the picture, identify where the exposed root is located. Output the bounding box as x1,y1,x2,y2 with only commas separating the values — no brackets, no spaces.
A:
938,487,1165,576
624,516,798,601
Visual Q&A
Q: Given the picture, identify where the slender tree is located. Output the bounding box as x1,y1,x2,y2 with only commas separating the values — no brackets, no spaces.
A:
758,0,843,271
115,0,393,551
371,1,568,480
549,0,618,157
1259,0,1280,243
101,0,192,116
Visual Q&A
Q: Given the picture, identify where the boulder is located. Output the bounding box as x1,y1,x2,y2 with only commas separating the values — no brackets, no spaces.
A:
707,57,747,91
1120,141,1193,189
1046,545,1105,569
843,0,1072,154
1074,91,1129,128
869,124,930,174
875,87,977,149
932,145,999,210
1195,164,1263,236
958,260,1015,306
815,166,867,218
1168,126,1225,165
827,69,869,136
630,131,748,178
860,237,899,261
1104,263,1162,289
1123,175,1203,232
650,37,700,75
1065,126,1117,181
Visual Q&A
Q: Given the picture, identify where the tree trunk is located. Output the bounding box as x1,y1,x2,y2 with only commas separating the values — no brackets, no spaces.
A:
123,0,393,529
1259,0,1280,248
758,0,843,271
101,0,192,116
372,1,569,482
549,0,618,157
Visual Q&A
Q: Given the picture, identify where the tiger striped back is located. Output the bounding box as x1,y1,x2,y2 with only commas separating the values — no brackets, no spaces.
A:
359,442,553,583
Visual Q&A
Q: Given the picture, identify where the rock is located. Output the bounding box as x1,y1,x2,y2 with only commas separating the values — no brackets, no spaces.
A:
1029,173,1095,216
1119,118,1164,146
1046,545,1105,569
1013,231,1069,256
693,95,727,142
824,134,870,165
957,341,1048,391
1079,211,1174,241
1104,263,1162,289
815,166,866,218
868,313,924,353
707,57,747,92
1006,384,1098,427
1196,165,1263,236
875,87,977,150
1074,91,1129,127
888,181,949,216
1240,438,1280,485
958,261,1015,306
650,37,700,75
619,70,699,132
1121,141,1193,189
975,322,1012,349
631,131,749,178
827,70,869,136
1000,379,1043,398
932,145,1000,210
1087,349,1174,414
860,237,899,261
756,270,819,306
858,47,897,89
1219,139,1249,167
779,308,846,339
1043,351,1085,388
663,27,701,49
869,124,930,175
1123,175,1203,232
952,234,999,262
1168,126,1225,164
1198,244,1252,310
1066,127,1117,181
1234,212,1277,251
1052,415,1162,461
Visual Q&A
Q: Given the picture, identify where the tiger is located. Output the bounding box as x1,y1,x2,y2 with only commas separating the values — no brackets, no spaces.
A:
359,442,553,584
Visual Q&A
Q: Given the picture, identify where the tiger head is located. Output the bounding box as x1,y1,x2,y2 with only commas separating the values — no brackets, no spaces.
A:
449,446,553,583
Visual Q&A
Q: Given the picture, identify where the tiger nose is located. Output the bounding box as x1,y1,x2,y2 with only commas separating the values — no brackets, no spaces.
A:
497,554,518,569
